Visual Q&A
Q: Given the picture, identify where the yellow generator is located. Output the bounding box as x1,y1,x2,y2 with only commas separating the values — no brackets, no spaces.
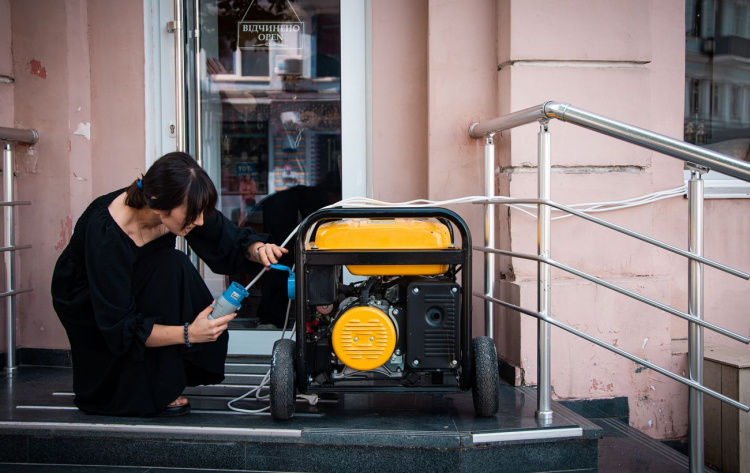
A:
269,207,499,420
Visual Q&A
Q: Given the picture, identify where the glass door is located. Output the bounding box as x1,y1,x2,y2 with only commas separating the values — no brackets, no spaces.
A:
189,0,346,354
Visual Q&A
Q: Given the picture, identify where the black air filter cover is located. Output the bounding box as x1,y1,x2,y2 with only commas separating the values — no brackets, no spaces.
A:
405,280,460,370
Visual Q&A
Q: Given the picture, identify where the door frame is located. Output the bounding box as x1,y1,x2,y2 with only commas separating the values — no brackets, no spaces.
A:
144,0,371,355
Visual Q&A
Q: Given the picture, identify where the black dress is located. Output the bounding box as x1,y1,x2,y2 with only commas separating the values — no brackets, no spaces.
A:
51,189,268,416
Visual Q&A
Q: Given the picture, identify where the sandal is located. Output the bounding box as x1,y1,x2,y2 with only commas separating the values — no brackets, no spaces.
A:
157,401,191,417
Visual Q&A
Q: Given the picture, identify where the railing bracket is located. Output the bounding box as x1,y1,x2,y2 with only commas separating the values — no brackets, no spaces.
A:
685,162,709,174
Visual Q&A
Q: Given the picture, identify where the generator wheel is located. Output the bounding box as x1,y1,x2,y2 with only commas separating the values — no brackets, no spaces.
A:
471,336,499,417
270,338,296,420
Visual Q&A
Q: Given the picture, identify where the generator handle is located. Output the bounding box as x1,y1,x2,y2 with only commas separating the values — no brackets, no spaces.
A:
294,207,474,392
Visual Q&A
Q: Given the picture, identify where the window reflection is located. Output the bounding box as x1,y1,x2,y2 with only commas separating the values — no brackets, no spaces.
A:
201,0,342,328
685,0,750,163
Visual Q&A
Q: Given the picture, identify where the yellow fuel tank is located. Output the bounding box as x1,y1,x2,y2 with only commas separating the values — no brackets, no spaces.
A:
313,218,452,276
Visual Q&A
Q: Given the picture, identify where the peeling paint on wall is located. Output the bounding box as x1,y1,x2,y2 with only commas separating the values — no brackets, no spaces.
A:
591,378,614,392
29,59,46,79
74,122,90,140
22,146,38,174
55,215,73,251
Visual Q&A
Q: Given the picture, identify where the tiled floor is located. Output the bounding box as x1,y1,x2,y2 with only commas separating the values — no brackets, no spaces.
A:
0,363,699,472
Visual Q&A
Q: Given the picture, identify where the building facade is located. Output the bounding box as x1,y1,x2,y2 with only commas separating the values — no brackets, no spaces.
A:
1,0,748,444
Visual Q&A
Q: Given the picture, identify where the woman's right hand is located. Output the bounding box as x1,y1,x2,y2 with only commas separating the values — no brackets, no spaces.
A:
187,304,236,344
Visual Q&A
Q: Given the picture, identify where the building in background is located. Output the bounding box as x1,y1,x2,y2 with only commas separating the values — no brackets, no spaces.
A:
685,0,750,156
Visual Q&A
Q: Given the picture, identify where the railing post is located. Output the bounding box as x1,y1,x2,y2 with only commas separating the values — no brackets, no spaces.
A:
3,142,17,374
687,166,706,472
484,134,495,338
536,121,553,422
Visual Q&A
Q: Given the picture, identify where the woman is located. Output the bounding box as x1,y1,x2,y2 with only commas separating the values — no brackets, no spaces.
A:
51,152,286,417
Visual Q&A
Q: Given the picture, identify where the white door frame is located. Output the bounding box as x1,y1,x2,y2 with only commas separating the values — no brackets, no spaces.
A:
144,0,371,355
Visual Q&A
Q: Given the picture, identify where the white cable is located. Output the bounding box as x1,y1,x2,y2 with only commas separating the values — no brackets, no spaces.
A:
226,299,294,414
334,186,687,222
223,184,687,413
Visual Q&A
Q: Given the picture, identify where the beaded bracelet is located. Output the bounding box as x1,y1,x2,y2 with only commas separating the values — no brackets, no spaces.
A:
184,322,192,348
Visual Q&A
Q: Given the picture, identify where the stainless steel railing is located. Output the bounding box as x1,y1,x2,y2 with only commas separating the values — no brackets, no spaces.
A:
469,101,750,472
0,126,37,375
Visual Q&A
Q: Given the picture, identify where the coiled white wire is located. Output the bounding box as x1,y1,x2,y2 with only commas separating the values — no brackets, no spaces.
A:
224,184,687,413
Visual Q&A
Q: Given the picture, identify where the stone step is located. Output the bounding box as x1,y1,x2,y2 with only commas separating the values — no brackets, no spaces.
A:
0,365,601,473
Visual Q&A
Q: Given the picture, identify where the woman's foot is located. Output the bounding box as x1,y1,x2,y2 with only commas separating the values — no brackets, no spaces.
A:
158,396,191,417
167,396,189,407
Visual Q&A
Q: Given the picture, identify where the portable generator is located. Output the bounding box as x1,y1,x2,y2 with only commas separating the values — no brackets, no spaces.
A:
269,207,499,420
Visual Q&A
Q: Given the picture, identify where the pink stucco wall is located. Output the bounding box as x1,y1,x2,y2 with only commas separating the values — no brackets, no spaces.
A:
4,0,145,350
501,0,693,439
371,0,428,202
371,0,749,441
0,1,12,129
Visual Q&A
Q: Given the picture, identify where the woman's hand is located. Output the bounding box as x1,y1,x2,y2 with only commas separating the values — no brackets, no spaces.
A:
249,242,288,268
187,304,236,344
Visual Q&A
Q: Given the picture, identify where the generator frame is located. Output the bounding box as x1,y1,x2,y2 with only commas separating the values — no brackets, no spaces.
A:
293,206,473,393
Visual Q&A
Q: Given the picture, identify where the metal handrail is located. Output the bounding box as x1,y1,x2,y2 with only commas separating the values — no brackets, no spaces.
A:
469,101,750,182
469,101,750,472
0,126,38,145
476,245,750,344
2,127,37,375
474,293,749,412
473,196,750,280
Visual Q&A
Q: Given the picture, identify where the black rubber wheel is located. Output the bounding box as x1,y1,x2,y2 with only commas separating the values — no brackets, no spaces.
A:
270,338,296,420
471,336,499,417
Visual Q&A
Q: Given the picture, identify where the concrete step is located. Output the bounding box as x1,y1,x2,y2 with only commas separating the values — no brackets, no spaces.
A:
0,365,600,473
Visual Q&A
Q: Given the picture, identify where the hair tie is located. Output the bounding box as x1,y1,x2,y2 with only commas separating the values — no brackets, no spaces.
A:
136,179,143,189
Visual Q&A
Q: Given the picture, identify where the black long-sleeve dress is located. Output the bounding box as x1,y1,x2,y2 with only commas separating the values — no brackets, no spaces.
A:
51,189,268,416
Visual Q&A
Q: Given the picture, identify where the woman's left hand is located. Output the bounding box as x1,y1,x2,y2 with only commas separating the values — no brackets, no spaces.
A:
249,242,288,267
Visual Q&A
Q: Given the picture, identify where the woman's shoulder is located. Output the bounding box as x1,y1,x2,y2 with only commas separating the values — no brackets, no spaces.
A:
77,189,125,231
63,188,129,266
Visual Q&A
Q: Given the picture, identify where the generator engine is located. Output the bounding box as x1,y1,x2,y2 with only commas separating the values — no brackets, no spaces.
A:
322,276,461,376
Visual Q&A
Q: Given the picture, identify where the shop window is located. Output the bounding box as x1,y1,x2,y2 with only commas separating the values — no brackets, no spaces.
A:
685,0,750,197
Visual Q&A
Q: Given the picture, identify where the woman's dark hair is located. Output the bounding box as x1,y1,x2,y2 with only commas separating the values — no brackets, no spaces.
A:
125,152,217,229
